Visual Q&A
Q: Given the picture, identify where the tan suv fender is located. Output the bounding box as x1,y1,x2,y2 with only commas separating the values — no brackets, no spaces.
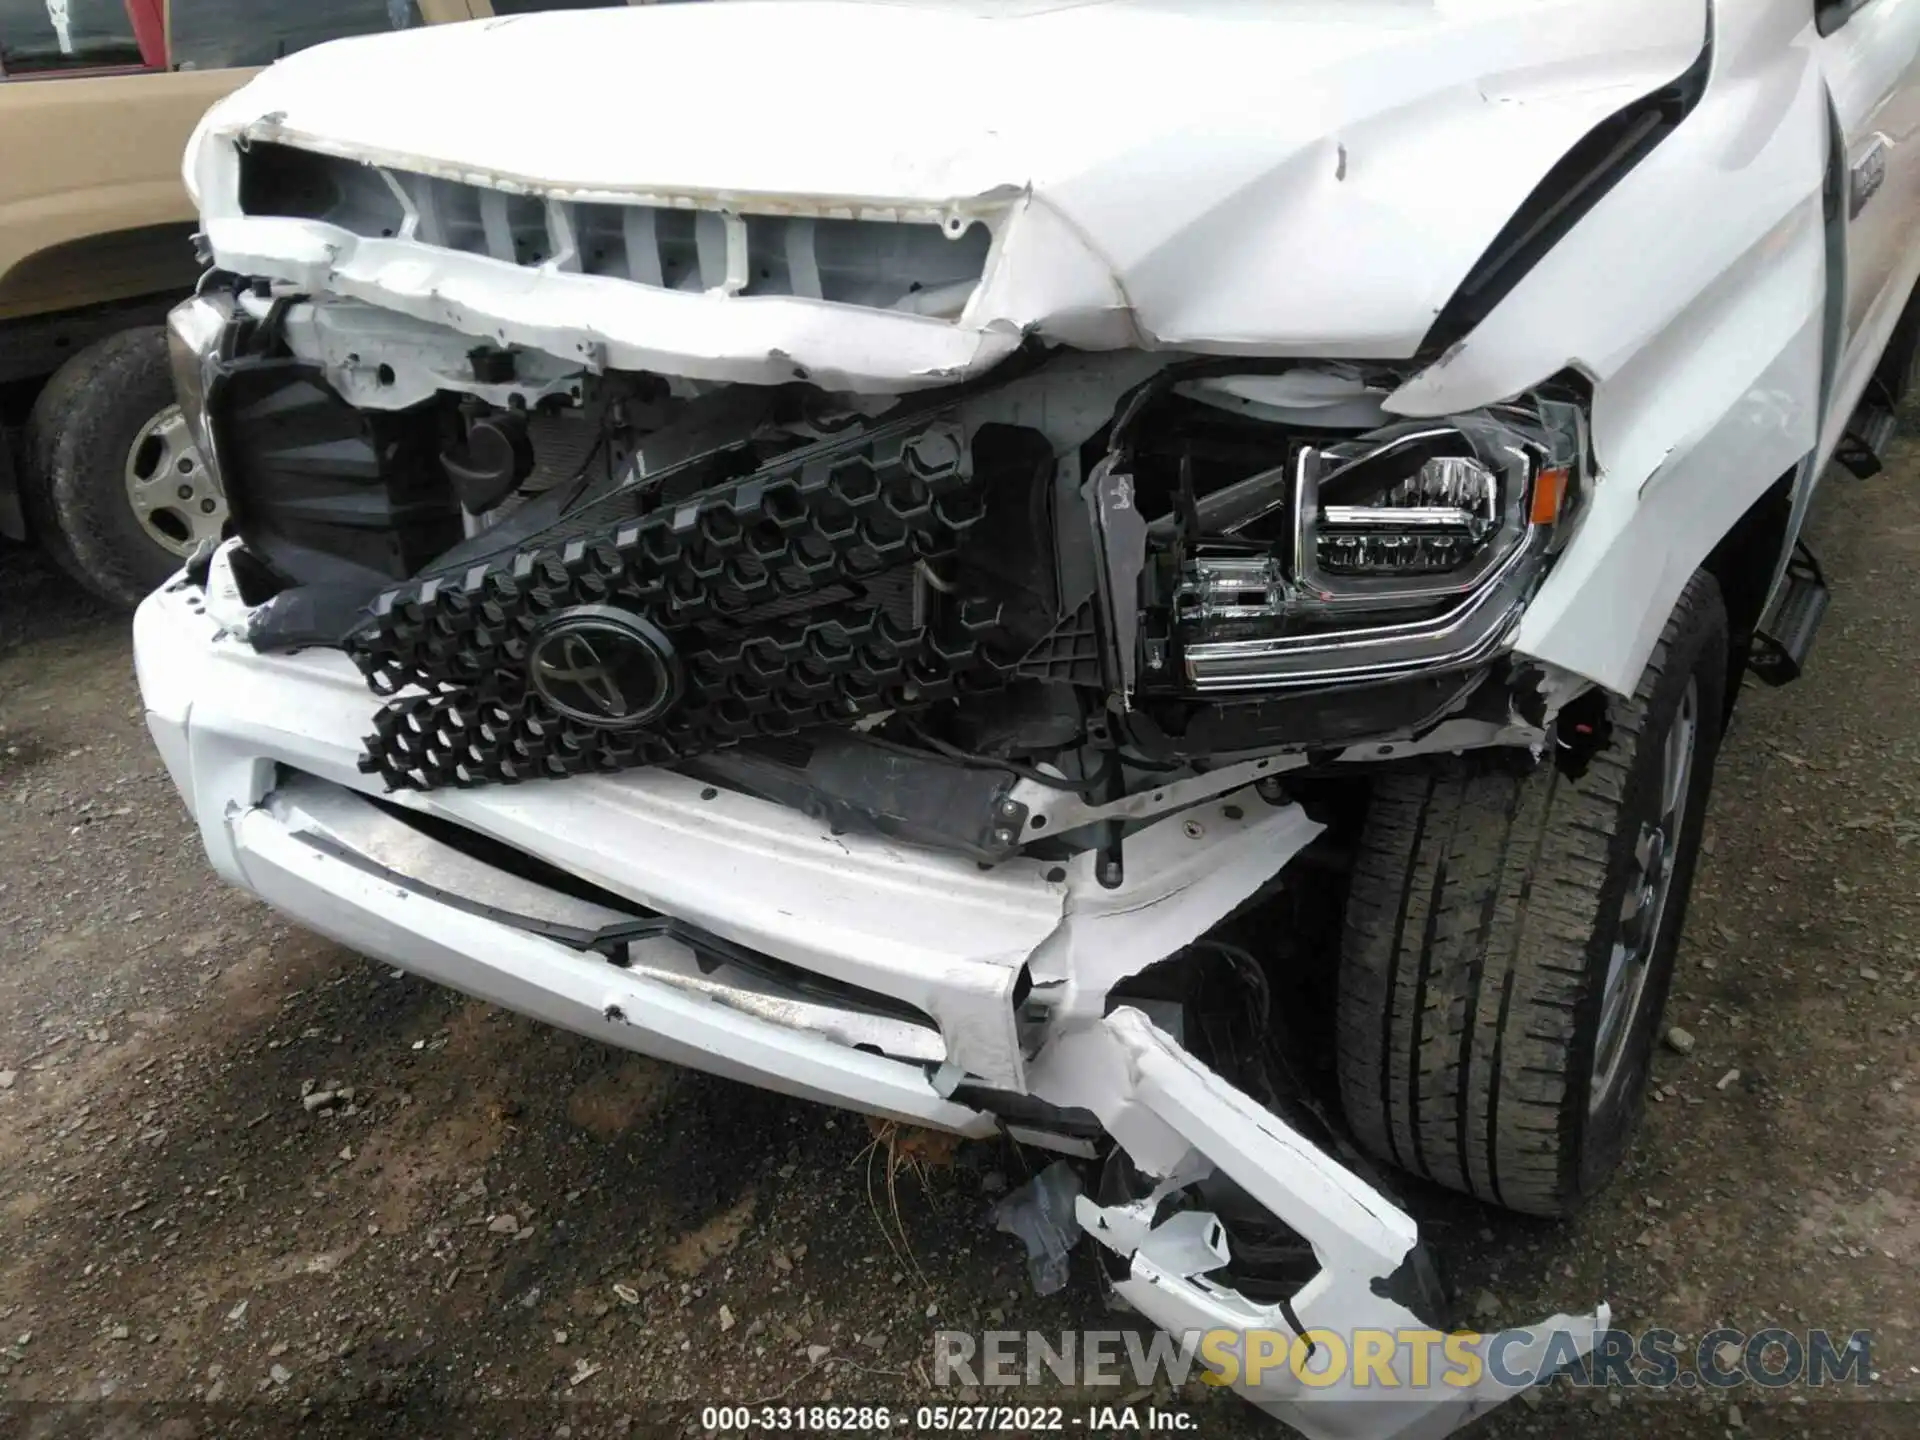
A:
0,67,243,324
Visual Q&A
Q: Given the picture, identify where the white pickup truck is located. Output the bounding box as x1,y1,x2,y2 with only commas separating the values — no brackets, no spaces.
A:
136,1,1920,1433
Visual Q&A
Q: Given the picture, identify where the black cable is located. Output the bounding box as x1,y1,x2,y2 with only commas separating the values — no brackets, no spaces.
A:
883,723,1116,795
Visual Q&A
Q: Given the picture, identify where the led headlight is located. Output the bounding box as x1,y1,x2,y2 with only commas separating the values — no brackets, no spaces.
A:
1170,395,1582,693
1294,411,1567,609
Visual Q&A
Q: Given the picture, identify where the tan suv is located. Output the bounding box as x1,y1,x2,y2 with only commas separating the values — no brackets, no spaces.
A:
0,0,643,608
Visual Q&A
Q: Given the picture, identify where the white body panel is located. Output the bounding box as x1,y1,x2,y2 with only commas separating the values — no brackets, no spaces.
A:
1391,0,1920,692
186,0,1704,382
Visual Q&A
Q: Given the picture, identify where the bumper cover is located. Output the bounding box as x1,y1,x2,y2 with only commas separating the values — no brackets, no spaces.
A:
136,557,1605,1439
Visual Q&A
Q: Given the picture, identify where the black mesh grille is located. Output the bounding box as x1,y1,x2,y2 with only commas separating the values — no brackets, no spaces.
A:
349,413,1046,790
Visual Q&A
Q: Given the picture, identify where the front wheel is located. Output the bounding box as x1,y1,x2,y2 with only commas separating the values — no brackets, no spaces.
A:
1335,572,1727,1216
22,327,225,608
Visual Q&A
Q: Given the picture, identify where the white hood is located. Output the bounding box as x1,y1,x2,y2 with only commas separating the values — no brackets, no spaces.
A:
191,0,1706,382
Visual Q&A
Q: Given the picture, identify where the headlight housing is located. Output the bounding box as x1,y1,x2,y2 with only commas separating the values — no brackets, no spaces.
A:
1156,393,1583,693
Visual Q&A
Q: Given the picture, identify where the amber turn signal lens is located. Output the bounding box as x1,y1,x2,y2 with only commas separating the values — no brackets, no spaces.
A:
1530,466,1569,526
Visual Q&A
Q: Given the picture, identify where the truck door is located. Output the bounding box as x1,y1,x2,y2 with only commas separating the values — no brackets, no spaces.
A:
1816,0,1920,441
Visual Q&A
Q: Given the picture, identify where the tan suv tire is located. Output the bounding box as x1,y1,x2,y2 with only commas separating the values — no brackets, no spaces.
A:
23,328,225,609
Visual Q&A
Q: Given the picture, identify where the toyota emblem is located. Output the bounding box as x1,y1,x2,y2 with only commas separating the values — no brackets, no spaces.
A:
527,606,681,728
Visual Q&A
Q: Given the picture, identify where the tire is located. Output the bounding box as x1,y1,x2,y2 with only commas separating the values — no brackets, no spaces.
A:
1335,572,1728,1217
21,327,224,609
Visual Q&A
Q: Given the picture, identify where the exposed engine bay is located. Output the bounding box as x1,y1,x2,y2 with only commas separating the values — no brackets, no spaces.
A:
188,277,1587,881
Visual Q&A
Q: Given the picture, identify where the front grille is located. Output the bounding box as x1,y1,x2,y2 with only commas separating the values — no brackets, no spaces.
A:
349,414,1060,790
238,142,993,317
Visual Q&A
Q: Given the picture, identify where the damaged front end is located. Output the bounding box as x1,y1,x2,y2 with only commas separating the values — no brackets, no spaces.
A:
176,273,1587,865
150,120,1615,1436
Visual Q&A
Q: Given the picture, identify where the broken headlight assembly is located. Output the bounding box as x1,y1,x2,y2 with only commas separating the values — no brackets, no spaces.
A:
1142,395,1585,695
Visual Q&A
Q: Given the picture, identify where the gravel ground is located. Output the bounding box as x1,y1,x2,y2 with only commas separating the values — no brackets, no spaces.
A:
2,442,1917,1440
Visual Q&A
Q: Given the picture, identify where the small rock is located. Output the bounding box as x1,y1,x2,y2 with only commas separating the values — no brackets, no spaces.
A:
487,1213,521,1235
1860,967,1881,983
1715,1069,1741,1092
925,1301,938,1319
1715,1341,1742,1372
107,1324,129,1341
301,1091,337,1113
744,1318,766,1341
204,1379,226,1404
770,1250,793,1275
1664,1026,1696,1056
1728,1403,1744,1429
612,1284,640,1306
980,1170,1008,1197
268,1364,291,1387
0,1071,15,1090
719,1306,735,1333
267,1341,288,1358
805,1344,830,1364
554,1329,569,1345
226,1301,248,1324
1472,1290,1500,1321
569,1359,602,1387
1517,1388,1543,1412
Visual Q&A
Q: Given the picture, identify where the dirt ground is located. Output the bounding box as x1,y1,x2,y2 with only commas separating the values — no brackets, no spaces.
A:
2,442,1917,1440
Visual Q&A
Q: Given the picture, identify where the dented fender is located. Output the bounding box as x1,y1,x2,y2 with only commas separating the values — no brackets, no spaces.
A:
1388,1,1832,696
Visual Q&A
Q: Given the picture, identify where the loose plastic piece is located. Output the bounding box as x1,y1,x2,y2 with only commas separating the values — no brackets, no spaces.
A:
992,1159,1084,1297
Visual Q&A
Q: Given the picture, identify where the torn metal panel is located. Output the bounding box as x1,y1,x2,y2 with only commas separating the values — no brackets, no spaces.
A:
1061,1010,1609,1440
1024,791,1323,1026
1384,1,1846,696
185,0,1704,387
276,295,586,411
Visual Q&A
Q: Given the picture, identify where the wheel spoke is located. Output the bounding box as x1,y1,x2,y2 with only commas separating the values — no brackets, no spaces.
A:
1662,695,1696,821
123,405,225,558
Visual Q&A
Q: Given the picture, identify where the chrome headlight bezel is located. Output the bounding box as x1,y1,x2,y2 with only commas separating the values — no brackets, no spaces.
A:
1171,393,1586,694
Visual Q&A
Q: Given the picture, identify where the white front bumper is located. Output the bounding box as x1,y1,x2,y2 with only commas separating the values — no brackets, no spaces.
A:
133,564,1311,1110
134,565,1606,1440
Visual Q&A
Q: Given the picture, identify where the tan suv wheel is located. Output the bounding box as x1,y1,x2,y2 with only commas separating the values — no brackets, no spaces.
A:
22,328,226,609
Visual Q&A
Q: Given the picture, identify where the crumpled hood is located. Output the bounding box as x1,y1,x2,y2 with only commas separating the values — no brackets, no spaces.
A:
192,0,1705,367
